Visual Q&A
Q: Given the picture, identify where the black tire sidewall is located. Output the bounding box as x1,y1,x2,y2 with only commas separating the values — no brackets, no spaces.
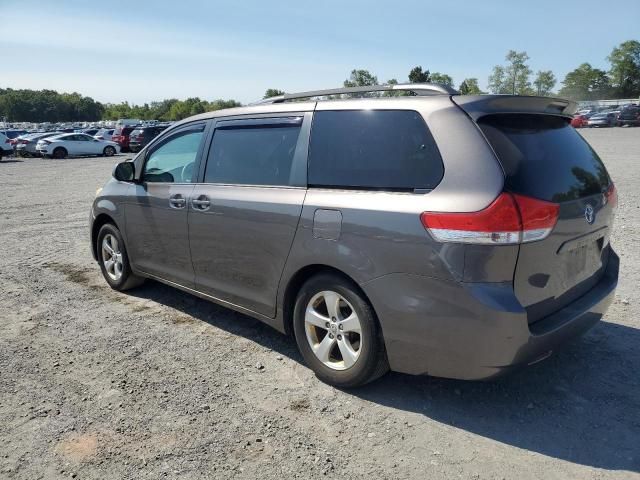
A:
96,223,134,290
53,147,66,159
293,274,386,388
104,146,115,157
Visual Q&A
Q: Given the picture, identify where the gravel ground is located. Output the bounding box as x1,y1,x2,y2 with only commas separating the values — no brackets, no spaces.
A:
1,128,639,480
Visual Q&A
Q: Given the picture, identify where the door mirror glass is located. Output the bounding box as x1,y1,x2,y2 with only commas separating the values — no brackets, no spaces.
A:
113,161,135,182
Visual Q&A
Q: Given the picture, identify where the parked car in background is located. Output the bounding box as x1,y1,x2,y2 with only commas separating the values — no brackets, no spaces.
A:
111,126,136,152
92,85,619,387
0,132,11,159
128,124,169,152
587,112,618,127
618,106,640,126
571,114,588,128
115,119,141,128
15,132,62,157
1,129,29,149
94,129,115,141
79,128,100,136
36,133,120,159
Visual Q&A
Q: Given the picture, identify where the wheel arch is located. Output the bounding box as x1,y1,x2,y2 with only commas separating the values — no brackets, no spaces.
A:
280,264,378,337
91,213,117,260
52,146,68,157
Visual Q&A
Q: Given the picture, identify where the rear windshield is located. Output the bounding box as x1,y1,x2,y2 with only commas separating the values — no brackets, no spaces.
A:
478,114,610,202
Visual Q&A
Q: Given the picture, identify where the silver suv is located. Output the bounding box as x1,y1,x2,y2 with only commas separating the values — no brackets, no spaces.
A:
90,84,619,387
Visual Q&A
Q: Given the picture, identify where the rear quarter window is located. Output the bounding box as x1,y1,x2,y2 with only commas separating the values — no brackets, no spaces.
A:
308,110,444,191
478,114,611,202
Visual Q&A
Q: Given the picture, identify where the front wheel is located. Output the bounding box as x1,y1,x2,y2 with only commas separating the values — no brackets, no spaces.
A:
293,274,389,388
103,146,116,157
96,223,144,291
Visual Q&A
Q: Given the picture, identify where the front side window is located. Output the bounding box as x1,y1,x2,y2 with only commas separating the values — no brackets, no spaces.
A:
204,119,302,186
308,110,444,191
143,128,204,183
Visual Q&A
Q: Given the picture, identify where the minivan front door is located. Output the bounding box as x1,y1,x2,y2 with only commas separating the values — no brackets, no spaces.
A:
188,114,310,317
125,123,207,287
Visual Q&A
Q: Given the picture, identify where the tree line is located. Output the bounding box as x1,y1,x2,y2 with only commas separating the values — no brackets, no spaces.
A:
264,39,640,101
0,89,241,123
2,39,638,123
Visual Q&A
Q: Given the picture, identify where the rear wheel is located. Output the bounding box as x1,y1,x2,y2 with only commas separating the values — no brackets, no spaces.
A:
96,223,144,291
103,146,116,157
293,274,388,388
52,147,67,159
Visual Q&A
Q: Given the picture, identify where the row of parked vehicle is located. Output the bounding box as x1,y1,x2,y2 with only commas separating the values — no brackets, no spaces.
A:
0,121,172,160
571,104,640,128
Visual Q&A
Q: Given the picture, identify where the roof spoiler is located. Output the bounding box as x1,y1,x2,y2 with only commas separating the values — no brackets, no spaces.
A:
452,95,577,120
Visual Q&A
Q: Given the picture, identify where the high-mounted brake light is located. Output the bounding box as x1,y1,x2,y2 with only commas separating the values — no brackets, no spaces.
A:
421,192,559,245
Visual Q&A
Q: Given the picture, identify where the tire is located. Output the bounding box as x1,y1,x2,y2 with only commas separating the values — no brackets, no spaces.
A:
96,223,145,291
52,147,67,159
293,273,389,388
103,146,116,157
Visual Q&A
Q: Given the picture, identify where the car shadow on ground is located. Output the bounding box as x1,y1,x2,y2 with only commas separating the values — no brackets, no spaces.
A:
0,158,24,163
128,281,639,473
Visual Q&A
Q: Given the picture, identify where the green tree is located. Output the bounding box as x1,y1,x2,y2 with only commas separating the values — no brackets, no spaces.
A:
607,40,640,98
344,69,379,87
488,65,508,94
408,66,430,83
558,63,612,100
429,72,453,87
0,88,104,122
488,51,533,95
533,70,557,96
506,50,533,95
263,88,285,99
458,78,482,95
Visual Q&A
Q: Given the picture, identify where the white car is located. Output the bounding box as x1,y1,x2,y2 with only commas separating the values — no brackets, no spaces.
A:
36,133,120,159
94,128,115,141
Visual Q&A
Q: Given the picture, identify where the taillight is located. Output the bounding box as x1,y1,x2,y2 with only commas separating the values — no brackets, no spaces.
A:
604,183,617,210
421,192,559,245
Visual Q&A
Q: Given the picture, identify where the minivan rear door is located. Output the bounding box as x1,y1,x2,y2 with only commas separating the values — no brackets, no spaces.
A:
476,113,616,323
188,113,311,318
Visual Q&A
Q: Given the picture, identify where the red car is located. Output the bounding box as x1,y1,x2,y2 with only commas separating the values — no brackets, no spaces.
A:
111,126,137,152
571,114,588,128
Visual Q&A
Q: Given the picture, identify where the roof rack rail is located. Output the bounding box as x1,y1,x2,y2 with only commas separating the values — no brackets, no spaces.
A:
253,83,459,105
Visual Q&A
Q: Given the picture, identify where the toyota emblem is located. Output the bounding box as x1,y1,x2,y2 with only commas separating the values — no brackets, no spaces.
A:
584,204,595,224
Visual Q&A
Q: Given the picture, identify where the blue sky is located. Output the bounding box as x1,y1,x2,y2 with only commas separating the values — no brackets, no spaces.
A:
1,0,638,105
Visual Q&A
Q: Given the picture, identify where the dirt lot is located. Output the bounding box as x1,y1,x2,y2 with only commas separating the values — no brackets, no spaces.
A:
1,128,639,480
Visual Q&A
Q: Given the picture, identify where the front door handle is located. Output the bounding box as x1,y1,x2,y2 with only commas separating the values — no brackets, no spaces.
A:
169,194,186,209
192,195,211,211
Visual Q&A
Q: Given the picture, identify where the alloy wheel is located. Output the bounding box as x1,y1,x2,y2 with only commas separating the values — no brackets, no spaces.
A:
101,233,123,281
304,291,362,370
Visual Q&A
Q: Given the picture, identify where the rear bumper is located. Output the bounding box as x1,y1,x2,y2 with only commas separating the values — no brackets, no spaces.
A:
364,251,619,380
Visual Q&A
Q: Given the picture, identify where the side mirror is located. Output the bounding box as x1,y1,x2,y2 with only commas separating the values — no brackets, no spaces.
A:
113,161,136,182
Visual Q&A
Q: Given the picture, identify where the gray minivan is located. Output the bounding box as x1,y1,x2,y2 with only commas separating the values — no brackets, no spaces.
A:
90,84,619,387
